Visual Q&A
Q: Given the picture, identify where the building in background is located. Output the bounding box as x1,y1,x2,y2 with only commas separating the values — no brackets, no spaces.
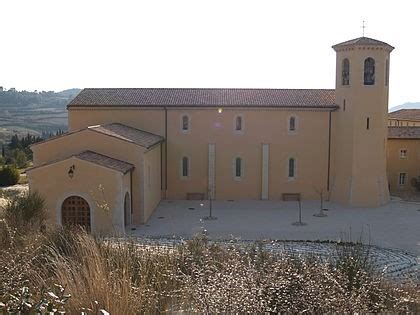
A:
387,124,420,198
388,109,420,126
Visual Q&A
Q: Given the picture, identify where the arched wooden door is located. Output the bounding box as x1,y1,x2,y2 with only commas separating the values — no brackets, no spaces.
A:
61,196,91,231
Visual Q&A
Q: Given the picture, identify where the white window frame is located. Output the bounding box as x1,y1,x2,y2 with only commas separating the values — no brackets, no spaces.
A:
180,114,191,133
180,155,190,179
287,115,298,134
287,157,297,181
399,149,408,159
233,114,245,134
398,172,407,186
232,156,244,181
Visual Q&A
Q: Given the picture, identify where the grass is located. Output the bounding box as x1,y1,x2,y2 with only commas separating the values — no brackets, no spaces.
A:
0,192,418,313
0,227,419,314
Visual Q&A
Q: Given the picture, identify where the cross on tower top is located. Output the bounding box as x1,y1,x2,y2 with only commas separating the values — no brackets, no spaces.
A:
361,20,367,37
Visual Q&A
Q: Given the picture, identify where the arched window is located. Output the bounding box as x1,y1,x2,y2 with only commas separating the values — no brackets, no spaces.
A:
235,116,242,131
364,57,375,85
181,115,190,132
289,116,296,131
233,157,243,179
181,156,189,177
342,58,350,85
288,158,295,178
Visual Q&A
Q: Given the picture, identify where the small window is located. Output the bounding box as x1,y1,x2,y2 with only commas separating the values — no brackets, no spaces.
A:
234,115,244,132
181,115,190,132
364,57,375,85
181,156,189,178
288,158,296,178
233,157,244,179
343,99,346,112
398,172,407,186
289,117,296,131
385,59,389,86
366,117,370,130
400,149,407,159
342,58,350,85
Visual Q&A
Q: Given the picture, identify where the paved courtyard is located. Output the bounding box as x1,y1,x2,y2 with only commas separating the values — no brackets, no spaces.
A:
130,199,420,255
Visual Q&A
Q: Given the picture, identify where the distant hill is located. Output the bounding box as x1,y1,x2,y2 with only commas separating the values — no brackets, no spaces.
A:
389,102,420,112
0,88,81,145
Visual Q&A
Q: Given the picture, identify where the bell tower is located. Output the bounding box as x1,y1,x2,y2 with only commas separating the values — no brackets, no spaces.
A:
330,37,394,207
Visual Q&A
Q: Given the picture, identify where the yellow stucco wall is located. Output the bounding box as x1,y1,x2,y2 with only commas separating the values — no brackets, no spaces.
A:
31,129,148,225
165,109,330,200
68,108,165,136
387,139,420,193
331,45,391,207
68,108,332,201
27,157,129,234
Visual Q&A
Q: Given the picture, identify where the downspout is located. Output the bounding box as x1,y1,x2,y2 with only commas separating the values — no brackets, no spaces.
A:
164,106,168,199
130,169,133,225
327,110,332,192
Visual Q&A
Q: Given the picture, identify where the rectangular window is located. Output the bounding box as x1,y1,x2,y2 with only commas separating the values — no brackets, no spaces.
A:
400,149,408,159
182,157,189,177
366,117,370,130
288,158,295,178
235,158,242,177
399,173,407,186
385,59,389,86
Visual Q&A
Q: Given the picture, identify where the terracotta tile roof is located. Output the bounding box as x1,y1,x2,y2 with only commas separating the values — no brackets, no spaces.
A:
27,150,134,174
68,88,337,109
88,123,163,148
75,151,134,173
388,127,420,139
31,123,164,149
388,109,420,121
332,37,394,51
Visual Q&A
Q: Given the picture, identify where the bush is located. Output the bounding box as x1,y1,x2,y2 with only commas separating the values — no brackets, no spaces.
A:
0,165,20,187
3,191,46,231
0,230,419,313
12,149,28,169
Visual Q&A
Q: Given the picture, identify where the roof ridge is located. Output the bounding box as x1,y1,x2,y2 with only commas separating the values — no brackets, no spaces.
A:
77,150,135,166
101,122,163,137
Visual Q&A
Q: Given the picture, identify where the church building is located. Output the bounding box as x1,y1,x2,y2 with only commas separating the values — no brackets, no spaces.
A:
27,36,394,234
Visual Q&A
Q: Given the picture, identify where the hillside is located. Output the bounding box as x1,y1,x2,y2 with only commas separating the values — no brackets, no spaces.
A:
389,102,420,112
0,88,80,144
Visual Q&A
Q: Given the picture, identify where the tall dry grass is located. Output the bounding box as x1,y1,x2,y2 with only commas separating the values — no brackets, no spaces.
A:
0,226,419,314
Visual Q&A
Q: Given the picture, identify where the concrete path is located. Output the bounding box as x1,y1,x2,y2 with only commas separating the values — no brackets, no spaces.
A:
130,199,420,255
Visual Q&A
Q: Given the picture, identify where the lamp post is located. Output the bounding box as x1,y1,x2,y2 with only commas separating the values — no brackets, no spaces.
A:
292,197,306,226
203,188,217,220
313,189,328,217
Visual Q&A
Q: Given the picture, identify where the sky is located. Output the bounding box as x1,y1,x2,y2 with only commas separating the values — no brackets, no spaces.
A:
1,0,419,107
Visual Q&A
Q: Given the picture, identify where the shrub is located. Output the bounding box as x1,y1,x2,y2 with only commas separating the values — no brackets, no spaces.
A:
0,165,20,187
12,149,28,169
0,230,419,313
4,191,46,231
